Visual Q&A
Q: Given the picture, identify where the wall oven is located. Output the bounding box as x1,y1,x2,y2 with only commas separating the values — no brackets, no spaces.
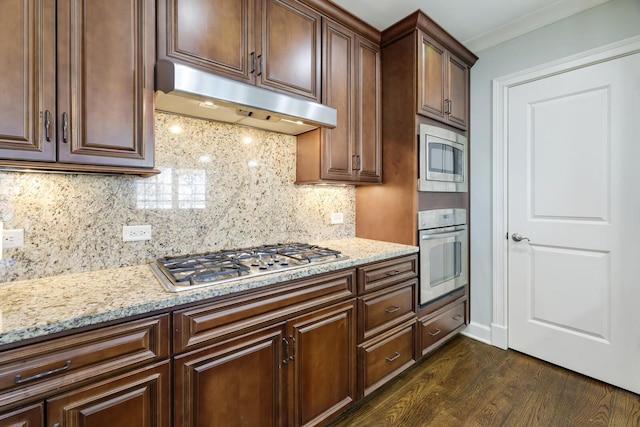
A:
418,208,468,307
418,124,467,192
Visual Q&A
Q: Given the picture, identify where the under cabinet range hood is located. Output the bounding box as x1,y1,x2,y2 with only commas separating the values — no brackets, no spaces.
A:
155,60,337,135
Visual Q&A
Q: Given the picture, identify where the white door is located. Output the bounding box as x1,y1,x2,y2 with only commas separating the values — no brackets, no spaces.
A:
507,52,640,393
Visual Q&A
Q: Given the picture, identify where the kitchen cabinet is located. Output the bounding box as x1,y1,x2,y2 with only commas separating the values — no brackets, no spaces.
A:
288,300,357,427
0,0,157,176
158,0,321,101
0,314,170,426
356,255,418,397
172,269,356,427
417,31,470,130
419,297,467,356
174,325,286,426
0,403,42,426
295,20,381,184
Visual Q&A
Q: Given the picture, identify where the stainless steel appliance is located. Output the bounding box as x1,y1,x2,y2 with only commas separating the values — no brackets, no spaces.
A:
418,209,468,306
418,124,467,192
150,243,346,292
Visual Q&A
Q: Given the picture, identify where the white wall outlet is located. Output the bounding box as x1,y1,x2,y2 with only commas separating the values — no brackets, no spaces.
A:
123,225,152,242
0,222,3,259
3,229,24,249
330,212,344,225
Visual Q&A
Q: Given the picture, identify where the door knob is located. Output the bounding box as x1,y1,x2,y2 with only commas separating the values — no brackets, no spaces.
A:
512,233,530,242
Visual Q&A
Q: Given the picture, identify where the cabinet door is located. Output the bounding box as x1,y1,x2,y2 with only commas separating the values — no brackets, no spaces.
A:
158,0,256,83
287,300,357,427
417,31,446,122
47,361,170,427
446,52,469,130
320,18,355,181
355,36,382,183
0,0,55,162
0,403,43,426
174,325,286,427
259,0,321,101
56,0,154,168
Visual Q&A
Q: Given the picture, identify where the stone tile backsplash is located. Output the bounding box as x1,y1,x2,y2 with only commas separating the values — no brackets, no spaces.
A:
0,113,355,283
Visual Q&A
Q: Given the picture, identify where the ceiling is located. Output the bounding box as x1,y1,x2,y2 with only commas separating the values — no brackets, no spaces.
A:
330,0,611,52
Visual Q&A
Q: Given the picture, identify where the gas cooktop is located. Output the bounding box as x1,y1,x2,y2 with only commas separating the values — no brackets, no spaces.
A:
150,243,346,292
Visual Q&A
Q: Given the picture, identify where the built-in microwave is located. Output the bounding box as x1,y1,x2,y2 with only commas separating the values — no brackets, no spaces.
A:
418,124,467,192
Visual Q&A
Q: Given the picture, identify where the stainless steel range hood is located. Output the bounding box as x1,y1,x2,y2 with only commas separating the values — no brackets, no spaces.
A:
155,60,337,135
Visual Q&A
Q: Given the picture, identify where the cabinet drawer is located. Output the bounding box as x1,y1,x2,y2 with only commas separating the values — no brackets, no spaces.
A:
357,255,418,294
0,314,169,408
359,280,416,342
359,320,417,397
420,301,466,355
174,270,355,353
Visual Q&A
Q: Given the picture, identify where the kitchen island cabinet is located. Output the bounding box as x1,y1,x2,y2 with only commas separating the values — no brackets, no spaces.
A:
0,0,157,176
158,0,322,101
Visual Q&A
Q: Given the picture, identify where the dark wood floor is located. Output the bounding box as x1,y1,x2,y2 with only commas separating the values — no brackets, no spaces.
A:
328,335,640,427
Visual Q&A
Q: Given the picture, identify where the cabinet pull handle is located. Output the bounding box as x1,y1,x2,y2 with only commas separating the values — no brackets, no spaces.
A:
428,328,441,337
385,270,401,277
445,99,452,114
62,112,69,143
289,335,295,361
453,315,463,321
386,352,401,363
15,360,71,384
53,424,60,427
385,306,400,314
257,55,263,76
44,110,51,141
282,337,289,365
250,51,256,74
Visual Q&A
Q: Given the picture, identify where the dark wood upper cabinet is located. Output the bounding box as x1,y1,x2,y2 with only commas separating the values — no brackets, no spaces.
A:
56,0,155,168
0,0,157,175
0,0,56,162
295,18,381,184
159,0,321,101
158,0,256,83
417,30,470,130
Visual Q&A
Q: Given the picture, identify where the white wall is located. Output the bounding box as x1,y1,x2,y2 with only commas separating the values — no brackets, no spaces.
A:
469,0,640,334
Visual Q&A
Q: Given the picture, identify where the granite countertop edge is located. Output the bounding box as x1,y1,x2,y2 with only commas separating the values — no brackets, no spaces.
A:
0,238,418,347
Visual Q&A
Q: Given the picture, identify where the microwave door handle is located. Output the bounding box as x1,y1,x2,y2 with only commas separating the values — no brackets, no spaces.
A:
421,231,465,240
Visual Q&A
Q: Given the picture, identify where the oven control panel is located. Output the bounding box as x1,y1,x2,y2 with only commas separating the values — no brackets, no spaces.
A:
418,208,466,230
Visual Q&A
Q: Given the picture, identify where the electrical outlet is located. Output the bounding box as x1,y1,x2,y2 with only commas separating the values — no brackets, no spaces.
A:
123,225,152,242
330,212,344,225
3,229,24,249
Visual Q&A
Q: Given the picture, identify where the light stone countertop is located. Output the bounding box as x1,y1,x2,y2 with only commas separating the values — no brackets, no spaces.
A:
0,238,418,347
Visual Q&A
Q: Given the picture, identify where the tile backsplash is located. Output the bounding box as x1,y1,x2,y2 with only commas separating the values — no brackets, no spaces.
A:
0,113,355,283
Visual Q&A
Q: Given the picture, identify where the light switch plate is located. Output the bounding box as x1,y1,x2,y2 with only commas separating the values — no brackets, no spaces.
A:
330,213,344,225
0,222,3,260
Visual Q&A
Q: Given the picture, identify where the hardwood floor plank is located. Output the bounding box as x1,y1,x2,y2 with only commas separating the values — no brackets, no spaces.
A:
328,336,640,427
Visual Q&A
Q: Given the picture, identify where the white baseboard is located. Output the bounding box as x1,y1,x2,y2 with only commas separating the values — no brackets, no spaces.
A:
460,321,491,344
491,323,508,349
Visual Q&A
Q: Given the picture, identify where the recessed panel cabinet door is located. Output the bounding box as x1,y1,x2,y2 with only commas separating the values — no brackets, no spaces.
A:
417,31,446,122
447,52,469,130
47,362,170,427
159,0,256,82
288,300,357,427
56,0,154,168
0,0,55,161
259,0,321,101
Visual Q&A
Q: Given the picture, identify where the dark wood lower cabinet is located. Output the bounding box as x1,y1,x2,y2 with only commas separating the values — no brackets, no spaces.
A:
46,361,170,427
174,324,286,427
0,403,43,426
288,300,357,427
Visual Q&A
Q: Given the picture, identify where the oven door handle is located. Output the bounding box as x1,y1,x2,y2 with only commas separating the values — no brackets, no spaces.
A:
421,230,465,240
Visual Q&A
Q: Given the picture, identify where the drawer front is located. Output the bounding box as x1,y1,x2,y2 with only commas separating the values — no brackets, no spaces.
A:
359,280,416,342
420,301,466,355
359,320,417,397
174,269,355,353
357,255,418,294
0,314,169,407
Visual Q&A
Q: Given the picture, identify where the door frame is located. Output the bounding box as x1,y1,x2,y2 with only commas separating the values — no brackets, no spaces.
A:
490,35,640,350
